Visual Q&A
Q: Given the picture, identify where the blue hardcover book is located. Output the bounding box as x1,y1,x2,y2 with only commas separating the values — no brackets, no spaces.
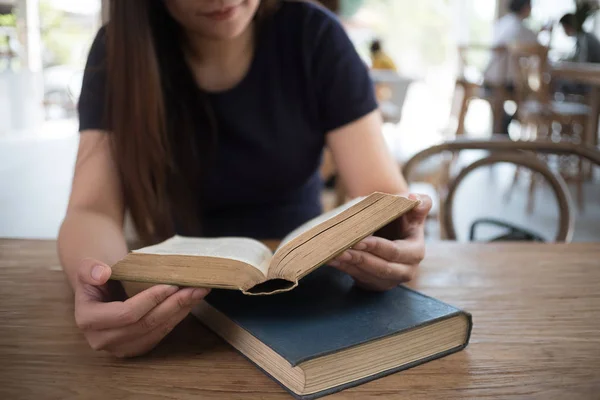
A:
193,267,472,399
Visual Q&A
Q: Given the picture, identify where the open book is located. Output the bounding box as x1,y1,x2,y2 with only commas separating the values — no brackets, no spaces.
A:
110,192,418,295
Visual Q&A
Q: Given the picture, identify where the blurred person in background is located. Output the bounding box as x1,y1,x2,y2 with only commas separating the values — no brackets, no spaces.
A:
553,12,600,96
58,0,431,359
369,39,397,71
369,39,398,108
559,13,600,64
483,0,544,134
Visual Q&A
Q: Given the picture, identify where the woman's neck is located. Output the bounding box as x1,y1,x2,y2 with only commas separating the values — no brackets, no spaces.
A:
184,24,255,92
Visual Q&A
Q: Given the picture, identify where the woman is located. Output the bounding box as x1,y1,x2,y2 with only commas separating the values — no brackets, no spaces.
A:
59,0,431,358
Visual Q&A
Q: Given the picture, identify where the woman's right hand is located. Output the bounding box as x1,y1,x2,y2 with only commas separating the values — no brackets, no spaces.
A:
74,258,210,358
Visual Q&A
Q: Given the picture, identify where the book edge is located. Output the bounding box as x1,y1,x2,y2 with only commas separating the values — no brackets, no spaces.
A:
247,335,471,400
291,308,470,366
269,193,386,276
198,290,474,398
110,253,265,291
273,196,419,282
401,285,474,344
206,285,471,365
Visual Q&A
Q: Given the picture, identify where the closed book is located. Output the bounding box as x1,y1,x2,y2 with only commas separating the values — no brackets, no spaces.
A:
192,267,472,399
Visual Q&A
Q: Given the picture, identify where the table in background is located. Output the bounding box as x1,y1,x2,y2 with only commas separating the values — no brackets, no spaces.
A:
1,239,599,399
370,70,413,124
552,61,600,147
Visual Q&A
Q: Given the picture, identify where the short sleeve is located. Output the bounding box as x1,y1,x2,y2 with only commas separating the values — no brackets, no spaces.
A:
521,26,538,44
308,9,378,133
78,26,108,132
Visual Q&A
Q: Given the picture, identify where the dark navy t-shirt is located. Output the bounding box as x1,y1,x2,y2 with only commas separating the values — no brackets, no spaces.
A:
78,1,377,240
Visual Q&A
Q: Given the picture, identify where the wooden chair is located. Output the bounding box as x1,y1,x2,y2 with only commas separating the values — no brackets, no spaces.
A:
508,43,591,211
402,137,600,242
453,45,512,135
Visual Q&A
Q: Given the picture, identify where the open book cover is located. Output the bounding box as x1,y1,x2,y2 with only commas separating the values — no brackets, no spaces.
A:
192,267,473,399
111,192,419,295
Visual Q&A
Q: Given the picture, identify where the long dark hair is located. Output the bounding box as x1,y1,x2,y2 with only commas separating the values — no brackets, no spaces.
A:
106,0,278,245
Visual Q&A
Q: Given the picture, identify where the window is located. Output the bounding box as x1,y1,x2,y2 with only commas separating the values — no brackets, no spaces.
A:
0,0,101,134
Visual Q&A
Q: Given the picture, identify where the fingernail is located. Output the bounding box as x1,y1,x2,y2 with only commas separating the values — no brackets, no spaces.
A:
329,260,340,267
91,265,105,281
191,288,209,300
339,252,351,262
353,242,367,250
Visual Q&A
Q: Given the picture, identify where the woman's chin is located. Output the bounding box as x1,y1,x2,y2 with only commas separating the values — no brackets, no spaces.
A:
196,21,252,41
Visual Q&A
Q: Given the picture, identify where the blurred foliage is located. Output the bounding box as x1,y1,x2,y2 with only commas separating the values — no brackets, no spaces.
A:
339,0,365,18
0,13,16,49
361,0,453,70
39,1,98,67
0,2,94,66
40,0,71,66
0,13,16,27
355,0,493,75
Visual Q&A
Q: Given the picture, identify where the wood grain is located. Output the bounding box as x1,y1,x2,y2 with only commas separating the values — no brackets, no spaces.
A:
1,239,600,399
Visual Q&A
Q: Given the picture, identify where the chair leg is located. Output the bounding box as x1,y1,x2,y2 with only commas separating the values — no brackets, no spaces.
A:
530,121,539,141
505,119,530,203
455,84,470,136
527,172,537,214
504,166,520,204
457,99,469,136
577,157,585,213
491,97,505,134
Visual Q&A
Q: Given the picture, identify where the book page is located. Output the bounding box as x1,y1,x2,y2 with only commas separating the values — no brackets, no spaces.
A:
134,236,273,276
270,194,417,282
276,196,366,252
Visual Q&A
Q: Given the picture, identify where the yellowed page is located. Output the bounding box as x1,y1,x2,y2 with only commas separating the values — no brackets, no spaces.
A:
270,194,418,280
277,196,366,252
134,236,272,276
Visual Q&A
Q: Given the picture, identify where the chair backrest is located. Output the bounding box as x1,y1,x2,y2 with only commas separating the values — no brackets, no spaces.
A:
457,44,507,84
507,43,551,107
402,137,600,242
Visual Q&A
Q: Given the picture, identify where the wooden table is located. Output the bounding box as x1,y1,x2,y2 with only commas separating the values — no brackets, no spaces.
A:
553,61,600,86
1,239,600,399
370,70,413,124
552,61,600,147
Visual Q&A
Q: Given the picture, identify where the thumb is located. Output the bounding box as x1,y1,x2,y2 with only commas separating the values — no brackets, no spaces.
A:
407,193,433,225
78,258,112,286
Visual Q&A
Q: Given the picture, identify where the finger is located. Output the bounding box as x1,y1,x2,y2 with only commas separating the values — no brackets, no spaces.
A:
78,258,112,286
352,236,401,262
335,249,416,282
406,193,433,226
352,236,424,265
397,194,432,240
75,284,180,331
86,287,209,350
330,261,397,291
108,304,192,358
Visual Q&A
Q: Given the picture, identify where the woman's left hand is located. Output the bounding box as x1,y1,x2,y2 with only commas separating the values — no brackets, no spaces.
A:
329,194,432,291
